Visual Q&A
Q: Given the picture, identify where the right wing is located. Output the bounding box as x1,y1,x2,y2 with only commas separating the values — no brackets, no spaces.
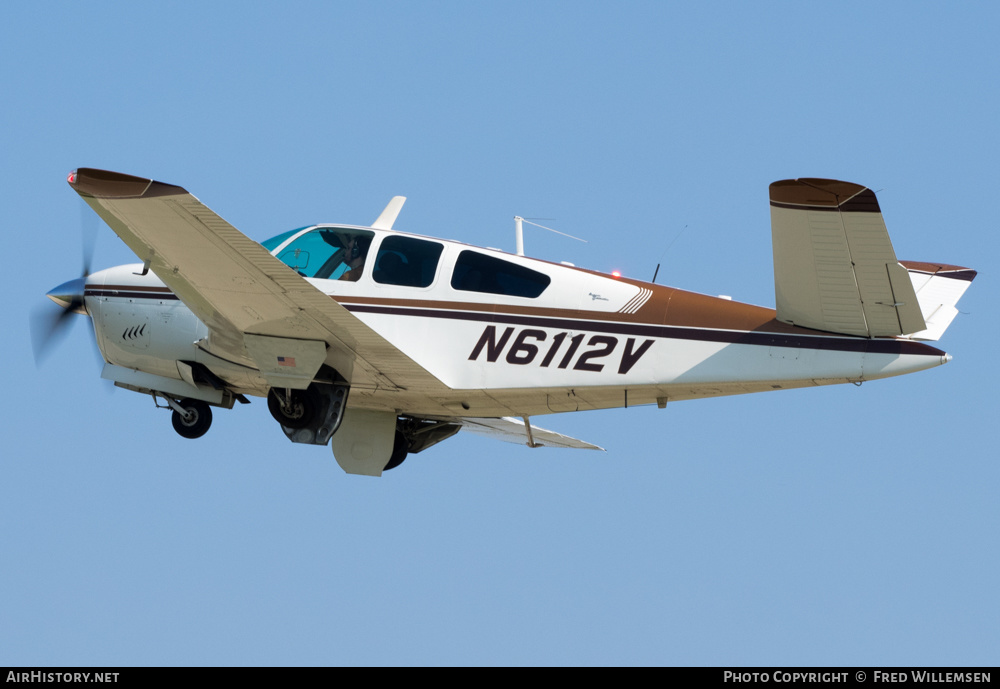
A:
769,178,926,337
458,417,604,450
69,168,446,393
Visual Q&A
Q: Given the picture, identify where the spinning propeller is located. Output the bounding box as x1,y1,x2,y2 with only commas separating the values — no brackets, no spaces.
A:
30,200,98,364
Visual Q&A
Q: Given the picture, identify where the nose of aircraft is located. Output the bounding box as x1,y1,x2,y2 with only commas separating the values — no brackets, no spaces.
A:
46,277,89,315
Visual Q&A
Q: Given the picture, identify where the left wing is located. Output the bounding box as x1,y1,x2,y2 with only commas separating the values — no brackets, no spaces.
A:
458,417,604,450
69,168,446,393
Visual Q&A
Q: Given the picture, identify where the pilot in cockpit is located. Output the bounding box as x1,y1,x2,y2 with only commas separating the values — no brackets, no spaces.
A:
336,232,372,282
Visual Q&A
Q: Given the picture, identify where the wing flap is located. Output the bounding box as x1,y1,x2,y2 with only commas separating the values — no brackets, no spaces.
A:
70,168,445,392
769,178,926,337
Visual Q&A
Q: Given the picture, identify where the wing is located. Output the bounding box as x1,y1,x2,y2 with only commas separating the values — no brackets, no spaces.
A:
458,417,604,450
769,179,926,337
69,168,446,393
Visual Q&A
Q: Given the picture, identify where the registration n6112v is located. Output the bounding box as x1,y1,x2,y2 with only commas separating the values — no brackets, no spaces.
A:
468,325,654,374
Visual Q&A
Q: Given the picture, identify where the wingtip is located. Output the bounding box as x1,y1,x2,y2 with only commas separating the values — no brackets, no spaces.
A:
68,168,187,199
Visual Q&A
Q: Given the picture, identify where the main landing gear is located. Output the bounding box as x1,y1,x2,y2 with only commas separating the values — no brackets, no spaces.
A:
268,382,350,446
267,387,319,429
385,430,409,471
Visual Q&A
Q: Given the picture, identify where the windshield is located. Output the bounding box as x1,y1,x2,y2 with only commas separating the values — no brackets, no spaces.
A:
271,227,375,280
261,227,307,253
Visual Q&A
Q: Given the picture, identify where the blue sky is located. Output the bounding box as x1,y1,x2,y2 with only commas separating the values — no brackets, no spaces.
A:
2,1,996,666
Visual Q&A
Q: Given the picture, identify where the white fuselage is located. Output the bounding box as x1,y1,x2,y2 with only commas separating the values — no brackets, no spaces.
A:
82,226,950,419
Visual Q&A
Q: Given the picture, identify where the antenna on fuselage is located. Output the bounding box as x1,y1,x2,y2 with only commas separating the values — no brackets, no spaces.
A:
513,217,587,256
651,224,688,284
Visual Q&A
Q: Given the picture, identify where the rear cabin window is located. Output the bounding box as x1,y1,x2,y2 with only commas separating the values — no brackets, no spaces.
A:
451,250,551,298
373,236,444,288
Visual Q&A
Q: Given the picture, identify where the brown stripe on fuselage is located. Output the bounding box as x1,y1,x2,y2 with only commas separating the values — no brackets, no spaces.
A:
342,301,943,357
331,283,784,333
334,276,944,357
95,284,176,293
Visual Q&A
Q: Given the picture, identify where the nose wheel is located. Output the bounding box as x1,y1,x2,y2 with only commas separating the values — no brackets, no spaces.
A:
170,398,213,439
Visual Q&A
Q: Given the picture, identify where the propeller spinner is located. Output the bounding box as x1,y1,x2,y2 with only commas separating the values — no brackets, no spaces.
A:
46,277,89,314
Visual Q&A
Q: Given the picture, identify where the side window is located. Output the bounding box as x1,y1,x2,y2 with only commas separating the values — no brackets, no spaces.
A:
451,250,551,298
275,228,374,280
373,236,443,288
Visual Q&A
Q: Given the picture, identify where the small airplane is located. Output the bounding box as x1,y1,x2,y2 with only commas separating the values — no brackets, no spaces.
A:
37,169,975,476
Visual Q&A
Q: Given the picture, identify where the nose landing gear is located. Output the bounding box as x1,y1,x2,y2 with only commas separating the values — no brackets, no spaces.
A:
168,397,213,439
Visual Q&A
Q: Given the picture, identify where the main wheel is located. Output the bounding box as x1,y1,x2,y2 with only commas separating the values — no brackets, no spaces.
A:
171,398,213,439
267,387,318,429
384,430,409,471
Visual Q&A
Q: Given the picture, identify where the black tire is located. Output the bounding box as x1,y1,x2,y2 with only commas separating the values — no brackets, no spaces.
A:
171,398,212,439
384,430,409,471
267,387,317,429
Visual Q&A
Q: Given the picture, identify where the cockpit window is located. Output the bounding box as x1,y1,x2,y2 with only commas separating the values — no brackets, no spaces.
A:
261,227,307,253
451,250,551,298
373,236,443,288
273,228,375,281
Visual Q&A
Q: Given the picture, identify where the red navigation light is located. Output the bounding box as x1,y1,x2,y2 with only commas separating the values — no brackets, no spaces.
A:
611,270,621,279
67,170,77,184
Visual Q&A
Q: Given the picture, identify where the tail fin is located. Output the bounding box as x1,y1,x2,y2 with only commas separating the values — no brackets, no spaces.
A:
900,262,977,341
770,178,927,337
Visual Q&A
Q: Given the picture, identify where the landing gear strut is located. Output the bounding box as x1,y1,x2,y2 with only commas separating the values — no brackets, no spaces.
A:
267,387,319,429
170,398,213,439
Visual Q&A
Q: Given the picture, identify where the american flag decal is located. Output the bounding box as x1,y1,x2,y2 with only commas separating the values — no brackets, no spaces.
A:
277,356,296,367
